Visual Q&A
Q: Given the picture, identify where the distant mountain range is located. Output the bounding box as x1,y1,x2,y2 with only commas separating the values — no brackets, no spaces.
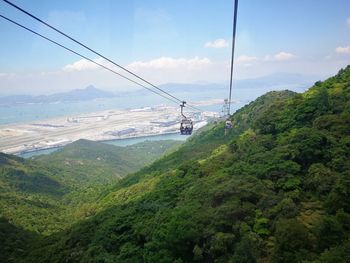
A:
0,85,115,106
0,73,323,107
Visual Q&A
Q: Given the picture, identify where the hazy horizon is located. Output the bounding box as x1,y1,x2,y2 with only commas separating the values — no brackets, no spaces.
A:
1,0,349,97
0,71,326,96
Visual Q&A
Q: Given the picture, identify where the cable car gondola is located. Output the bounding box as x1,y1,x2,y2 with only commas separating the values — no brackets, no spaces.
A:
179,101,193,135
225,120,232,129
222,99,233,130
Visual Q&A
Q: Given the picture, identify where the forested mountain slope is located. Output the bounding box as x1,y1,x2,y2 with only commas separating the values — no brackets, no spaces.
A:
36,139,183,187
0,140,182,236
4,66,350,262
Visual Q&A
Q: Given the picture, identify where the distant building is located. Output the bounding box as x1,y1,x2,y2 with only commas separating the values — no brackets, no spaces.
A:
108,128,136,137
150,121,178,127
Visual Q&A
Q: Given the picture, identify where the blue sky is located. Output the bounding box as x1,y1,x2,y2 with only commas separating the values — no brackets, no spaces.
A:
0,0,349,94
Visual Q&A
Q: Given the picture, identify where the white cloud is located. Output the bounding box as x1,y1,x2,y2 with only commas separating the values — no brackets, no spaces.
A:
236,55,258,63
204,39,229,49
6,50,350,96
63,58,109,72
63,57,212,74
124,57,226,85
127,57,212,71
274,52,295,61
335,46,350,54
347,17,350,27
264,52,296,61
26,56,223,95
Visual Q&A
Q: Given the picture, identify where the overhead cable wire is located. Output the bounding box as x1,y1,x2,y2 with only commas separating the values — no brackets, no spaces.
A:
228,0,239,115
0,14,180,105
2,0,202,112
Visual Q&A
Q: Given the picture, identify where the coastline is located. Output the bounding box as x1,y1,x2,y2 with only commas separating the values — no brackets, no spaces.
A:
17,132,188,158
1,105,217,156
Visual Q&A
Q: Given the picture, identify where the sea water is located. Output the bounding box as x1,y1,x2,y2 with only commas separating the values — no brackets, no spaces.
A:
0,85,306,125
19,133,188,158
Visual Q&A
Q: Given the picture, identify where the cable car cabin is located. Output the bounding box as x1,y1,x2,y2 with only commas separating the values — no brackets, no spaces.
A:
179,101,193,135
225,120,233,129
180,119,193,135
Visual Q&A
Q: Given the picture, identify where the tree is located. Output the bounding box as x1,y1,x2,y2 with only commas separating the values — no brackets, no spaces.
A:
273,219,310,263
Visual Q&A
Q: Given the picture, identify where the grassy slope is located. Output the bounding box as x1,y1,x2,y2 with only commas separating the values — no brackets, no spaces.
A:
0,139,182,235
25,66,350,263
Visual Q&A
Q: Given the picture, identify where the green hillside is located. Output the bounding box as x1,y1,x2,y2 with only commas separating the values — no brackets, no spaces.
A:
0,139,182,236
2,66,350,262
36,139,183,187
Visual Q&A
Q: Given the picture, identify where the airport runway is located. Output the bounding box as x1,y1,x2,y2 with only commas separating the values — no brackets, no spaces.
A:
0,106,218,154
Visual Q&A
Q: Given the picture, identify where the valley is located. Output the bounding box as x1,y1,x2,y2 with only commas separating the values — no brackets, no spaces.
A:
0,139,183,235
